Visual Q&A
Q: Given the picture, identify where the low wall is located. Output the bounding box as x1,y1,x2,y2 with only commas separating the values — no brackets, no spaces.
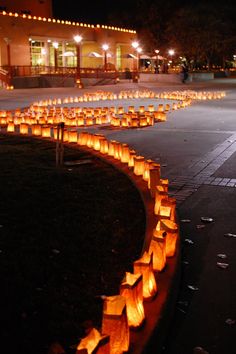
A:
139,72,215,83
12,76,117,88
12,75,75,88
189,72,214,81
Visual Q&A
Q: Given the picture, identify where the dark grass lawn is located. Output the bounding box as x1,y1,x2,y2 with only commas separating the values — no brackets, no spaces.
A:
0,133,146,354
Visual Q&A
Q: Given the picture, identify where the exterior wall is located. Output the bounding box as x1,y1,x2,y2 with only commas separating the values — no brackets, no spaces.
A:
0,12,136,70
0,0,52,17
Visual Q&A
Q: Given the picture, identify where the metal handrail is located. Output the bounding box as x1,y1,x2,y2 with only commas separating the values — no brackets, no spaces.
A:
1,65,118,79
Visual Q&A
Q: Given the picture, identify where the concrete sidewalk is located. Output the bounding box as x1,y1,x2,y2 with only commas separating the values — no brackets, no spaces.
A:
1,78,236,354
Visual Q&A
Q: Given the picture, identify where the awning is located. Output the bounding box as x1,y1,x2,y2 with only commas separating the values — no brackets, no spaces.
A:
59,51,75,57
88,52,103,58
122,53,137,59
139,54,151,59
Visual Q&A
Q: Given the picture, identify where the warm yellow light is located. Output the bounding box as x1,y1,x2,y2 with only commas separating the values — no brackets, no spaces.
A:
134,252,157,300
120,272,145,328
133,156,145,176
160,219,178,257
76,328,109,353
149,229,167,272
102,295,130,354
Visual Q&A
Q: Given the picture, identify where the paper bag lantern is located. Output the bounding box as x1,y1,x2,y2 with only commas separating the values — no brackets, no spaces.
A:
78,132,89,146
130,117,139,127
139,116,148,127
86,133,94,148
143,159,154,182
128,105,135,113
32,124,42,136
86,117,95,126
133,156,145,176
113,142,121,160
38,116,46,124
7,122,15,132
154,185,167,215
157,104,164,112
118,106,124,114
149,229,167,272
120,144,130,163
76,328,109,354
93,134,104,151
158,205,171,221
160,219,178,257
149,164,161,197
148,104,154,112
161,197,176,222
120,272,145,328
102,295,129,354
159,178,168,193
121,117,129,127
63,129,68,142
111,117,120,127
68,130,78,143
100,138,109,154
128,150,136,167
108,140,117,157
77,116,85,126
133,252,157,301
20,123,29,135
41,125,51,138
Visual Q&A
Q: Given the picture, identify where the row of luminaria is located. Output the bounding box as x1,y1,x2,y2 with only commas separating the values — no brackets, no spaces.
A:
74,132,179,353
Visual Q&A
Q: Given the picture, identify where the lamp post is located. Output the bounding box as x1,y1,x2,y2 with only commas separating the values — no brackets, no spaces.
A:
132,41,139,71
154,49,159,73
136,47,142,72
102,44,109,72
74,35,83,88
131,41,139,82
52,41,59,72
168,49,175,69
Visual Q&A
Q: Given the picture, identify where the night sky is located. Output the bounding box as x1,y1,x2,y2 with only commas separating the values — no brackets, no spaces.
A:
52,0,126,24
52,0,236,27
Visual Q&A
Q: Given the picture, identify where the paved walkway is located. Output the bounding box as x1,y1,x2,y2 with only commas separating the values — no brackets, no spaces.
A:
1,78,236,354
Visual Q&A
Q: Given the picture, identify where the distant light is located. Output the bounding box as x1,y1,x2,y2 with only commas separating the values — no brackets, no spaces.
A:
168,49,175,56
52,41,59,49
102,44,109,51
74,35,82,43
132,41,139,49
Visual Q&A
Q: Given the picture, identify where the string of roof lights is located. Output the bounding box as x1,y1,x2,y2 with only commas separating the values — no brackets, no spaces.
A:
0,10,136,33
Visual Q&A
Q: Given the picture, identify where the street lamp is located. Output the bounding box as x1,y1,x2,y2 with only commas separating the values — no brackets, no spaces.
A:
136,47,142,71
131,41,140,82
52,41,59,71
132,41,139,71
168,49,175,68
74,35,83,87
154,49,160,72
102,44,109,71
